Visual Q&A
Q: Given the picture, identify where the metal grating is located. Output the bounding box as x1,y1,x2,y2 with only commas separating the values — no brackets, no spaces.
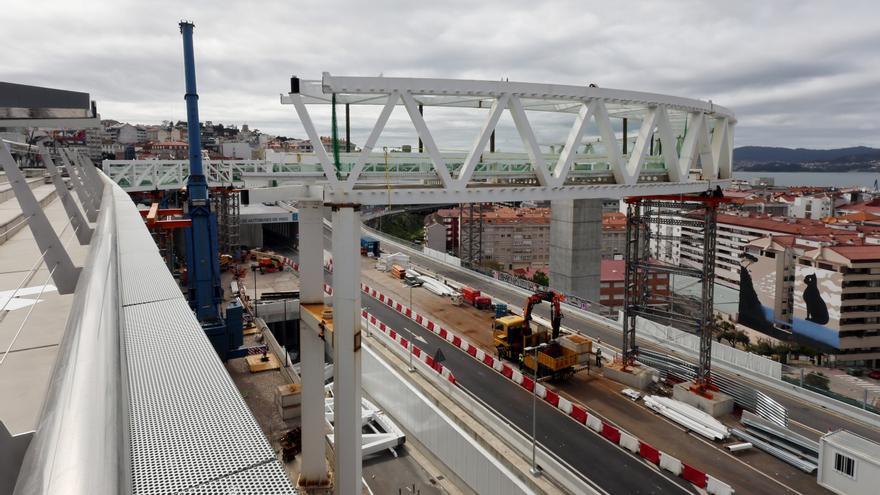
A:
123,298,293,494
179,461,294,494
117,227,185,306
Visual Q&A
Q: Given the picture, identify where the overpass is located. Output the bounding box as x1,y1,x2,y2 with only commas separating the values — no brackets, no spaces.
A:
106,73,736,493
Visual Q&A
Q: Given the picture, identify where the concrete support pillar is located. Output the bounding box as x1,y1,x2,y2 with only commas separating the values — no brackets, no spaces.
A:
330,206,362,495
297,202,330,489
549,199,602,302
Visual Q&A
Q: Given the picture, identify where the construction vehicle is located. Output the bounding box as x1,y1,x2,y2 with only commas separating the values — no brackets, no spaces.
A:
360,236,380,257
522,341,578,380
494,290,564,360
493,315,548,361
249,249,285,274
460,286,492,310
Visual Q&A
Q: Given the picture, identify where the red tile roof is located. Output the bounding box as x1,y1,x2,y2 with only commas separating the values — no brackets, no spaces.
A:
827,246,880,261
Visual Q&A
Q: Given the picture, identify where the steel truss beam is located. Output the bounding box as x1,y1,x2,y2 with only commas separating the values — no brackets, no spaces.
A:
268,74,734,202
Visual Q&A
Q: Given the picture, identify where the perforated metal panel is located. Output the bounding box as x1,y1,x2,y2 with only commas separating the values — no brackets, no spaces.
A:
179,461,295,494
123,298,294,494
118,231,183,306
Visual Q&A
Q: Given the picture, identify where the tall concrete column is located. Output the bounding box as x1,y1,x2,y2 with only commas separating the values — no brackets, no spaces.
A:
550,199,603,302
297,201,330,489
330,206,362,495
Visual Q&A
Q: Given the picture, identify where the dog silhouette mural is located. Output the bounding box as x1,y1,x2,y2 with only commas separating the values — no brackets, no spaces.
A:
803,273,829,325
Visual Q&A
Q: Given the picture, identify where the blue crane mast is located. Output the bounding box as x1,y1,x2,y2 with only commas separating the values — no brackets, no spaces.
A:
179,21,242,358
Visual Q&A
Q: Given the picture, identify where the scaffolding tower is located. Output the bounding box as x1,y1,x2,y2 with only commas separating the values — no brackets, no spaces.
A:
211,187,241,256
622,193,725,390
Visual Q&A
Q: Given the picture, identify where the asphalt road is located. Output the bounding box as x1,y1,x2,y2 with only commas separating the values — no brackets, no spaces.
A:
282,247,695,495
365,232,880,443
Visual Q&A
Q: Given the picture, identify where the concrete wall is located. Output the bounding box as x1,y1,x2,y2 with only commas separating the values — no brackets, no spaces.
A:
362,346,534,495
550,199,602,301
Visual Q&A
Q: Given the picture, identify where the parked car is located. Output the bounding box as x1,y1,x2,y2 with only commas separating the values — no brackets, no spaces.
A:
868,369,880,380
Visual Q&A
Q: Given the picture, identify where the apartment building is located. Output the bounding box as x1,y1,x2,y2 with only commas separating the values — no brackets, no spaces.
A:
460,207,551,270
741,235,880,365
681,213,843,287
599,259,671,309
425,207,627,266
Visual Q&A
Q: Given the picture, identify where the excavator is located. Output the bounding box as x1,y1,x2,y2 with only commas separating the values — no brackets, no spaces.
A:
493,290,566,361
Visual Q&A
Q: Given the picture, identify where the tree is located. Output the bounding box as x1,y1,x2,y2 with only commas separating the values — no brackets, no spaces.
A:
531,271,549,287
734,331,751,348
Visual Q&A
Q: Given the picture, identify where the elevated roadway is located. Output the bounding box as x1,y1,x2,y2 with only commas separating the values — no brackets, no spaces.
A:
366,229,880,443
283,247,697,494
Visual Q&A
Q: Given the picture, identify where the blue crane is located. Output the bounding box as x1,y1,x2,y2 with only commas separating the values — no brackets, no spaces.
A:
179,21,242,357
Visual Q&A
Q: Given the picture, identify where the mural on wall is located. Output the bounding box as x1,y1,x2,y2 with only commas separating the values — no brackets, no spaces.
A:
802,273,830,324
737,259,775,333
792,266,841,348
737,253,782,333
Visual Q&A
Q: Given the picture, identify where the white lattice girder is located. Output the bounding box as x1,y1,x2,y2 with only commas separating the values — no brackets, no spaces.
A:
455,93,510,189
655,107,684,182
711,118,731,180
399,91,453,189
508,94,552,187
311,73,736,121
343,91,399,191
551,101,596,187
697,114,717,179
625,108,658,185
290,93,340,189
677,112,706,179
591,101,626,184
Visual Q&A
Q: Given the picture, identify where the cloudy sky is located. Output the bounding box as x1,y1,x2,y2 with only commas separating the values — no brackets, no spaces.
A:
5,0,880,149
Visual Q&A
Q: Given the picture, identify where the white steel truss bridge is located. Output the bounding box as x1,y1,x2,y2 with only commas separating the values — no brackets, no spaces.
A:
107,73,734,205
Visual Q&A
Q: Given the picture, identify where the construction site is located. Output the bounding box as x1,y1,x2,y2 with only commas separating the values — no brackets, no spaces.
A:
3,18,880,495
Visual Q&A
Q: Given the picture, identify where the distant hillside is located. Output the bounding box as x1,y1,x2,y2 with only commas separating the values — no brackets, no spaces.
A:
733,146,880,172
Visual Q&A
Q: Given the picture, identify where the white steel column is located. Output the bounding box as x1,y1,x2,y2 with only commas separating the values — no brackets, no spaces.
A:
60,150,98,222
330,206,362,495
297,201,330,489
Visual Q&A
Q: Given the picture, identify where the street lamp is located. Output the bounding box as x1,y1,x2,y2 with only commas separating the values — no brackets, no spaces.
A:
524,342,548,476
403,327,416,372
250,264,259,319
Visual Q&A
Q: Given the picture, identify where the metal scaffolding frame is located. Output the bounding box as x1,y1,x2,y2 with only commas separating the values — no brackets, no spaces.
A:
211,187,241,255
622,194,724,389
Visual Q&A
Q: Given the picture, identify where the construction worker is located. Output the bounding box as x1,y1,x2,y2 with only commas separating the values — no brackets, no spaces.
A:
518,353,524,369
595,348,602,368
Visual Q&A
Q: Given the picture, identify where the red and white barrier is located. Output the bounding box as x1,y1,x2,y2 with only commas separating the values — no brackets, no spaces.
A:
282,261,731,495
356,282,733,495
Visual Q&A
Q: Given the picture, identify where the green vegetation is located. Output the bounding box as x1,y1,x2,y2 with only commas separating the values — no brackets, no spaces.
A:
375,212,425,243
531,271,549,287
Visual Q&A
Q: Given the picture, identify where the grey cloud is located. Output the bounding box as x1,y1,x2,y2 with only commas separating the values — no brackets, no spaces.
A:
3,0,880,149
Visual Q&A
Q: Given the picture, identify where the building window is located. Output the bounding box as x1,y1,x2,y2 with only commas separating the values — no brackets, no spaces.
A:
834,452,855,478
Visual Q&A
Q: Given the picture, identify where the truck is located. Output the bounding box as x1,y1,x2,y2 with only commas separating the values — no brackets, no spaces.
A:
522,341,579,381
360,236,380,257
460,286,492,310
492,315,548,361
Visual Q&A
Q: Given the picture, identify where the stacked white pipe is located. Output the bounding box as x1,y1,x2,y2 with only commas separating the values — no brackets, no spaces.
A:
644,395,730,441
